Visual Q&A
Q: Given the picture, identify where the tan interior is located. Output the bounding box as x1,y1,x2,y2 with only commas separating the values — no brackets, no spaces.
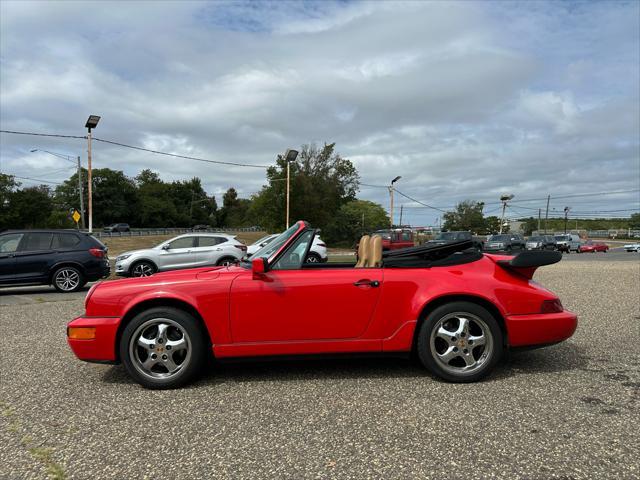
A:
368,235,382,267
355,235,370,268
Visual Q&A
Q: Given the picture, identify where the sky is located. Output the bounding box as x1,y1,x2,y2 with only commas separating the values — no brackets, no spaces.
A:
1,0,639,226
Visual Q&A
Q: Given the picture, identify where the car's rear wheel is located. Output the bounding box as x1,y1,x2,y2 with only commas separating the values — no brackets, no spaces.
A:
216,256,237,266
131,261,156,277
52,266,85,292
417,301,503,383
305,252,321,263
120,307,206,389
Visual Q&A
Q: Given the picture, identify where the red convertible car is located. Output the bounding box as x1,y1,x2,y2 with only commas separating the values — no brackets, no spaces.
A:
67,221,577,389
578,240,609,253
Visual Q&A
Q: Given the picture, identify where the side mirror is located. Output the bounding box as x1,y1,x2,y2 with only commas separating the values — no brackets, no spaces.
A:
162,244,170,250
252,257,268,277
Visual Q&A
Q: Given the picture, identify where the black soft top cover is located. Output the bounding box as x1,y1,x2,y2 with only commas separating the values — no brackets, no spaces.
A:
382,240,482,268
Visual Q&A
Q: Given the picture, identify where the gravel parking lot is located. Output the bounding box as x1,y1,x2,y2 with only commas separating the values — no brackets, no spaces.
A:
1,257,639,479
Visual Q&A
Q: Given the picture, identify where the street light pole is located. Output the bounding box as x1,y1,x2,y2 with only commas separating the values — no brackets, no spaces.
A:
389,176,401,227
77,156,85,229
283,149,299,229
564,206,570,234
499,194,514,234
85,115,101,233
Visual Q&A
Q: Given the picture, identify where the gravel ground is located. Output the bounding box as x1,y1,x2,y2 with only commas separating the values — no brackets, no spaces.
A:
1,259,639,479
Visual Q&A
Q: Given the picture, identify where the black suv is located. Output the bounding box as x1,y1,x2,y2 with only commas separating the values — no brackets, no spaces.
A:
0,230,110,292
484,233,526,253
428,231,485,251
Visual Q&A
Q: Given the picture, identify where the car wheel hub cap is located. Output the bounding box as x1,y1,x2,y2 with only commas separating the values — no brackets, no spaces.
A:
56,269,79,291
129,319,191,380
430,312,493,376
133,264,153,277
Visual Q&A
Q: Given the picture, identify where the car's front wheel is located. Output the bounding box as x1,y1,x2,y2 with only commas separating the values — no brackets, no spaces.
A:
52,266,85,292
417,301,503,382
216,256,237,266
305,252,322,263
120,307,207,389
130,260,156,277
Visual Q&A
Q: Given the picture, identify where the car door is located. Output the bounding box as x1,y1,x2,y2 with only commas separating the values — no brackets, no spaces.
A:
0,233,24,283
12,232,54,281
193,236,225,266
157,236,197,270
230,229,383,342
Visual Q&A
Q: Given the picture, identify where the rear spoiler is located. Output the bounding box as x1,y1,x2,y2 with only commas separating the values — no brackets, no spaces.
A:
496,250,562,279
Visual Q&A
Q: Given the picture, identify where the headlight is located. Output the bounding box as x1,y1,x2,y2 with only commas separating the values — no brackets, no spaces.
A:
117,254,131,261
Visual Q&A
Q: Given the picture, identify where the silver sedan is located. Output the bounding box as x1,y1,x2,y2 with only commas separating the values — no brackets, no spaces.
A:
115,233,247,277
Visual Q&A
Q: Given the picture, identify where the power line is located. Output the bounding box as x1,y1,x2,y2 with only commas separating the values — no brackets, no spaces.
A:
0,130,86,139
393,188,448,213
92,137,270,169
11,175,63,185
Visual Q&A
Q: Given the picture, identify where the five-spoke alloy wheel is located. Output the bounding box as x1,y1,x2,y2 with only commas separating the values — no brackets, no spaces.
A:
52,266,85,293
120,307,206,389
131,261,156,277
417,301,502,382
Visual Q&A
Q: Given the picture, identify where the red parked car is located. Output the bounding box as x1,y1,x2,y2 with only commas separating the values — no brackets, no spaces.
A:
578,240,609,253
67,221,577,389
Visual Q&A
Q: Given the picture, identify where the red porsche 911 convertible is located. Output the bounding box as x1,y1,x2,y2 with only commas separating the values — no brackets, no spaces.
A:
67,221,577,389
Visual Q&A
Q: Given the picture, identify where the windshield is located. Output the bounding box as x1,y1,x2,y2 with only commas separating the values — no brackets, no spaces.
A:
243,224,300,265
555,235,569,241
253,234,276,246
489,235,510,241
528,236,543,242
374,230,391,240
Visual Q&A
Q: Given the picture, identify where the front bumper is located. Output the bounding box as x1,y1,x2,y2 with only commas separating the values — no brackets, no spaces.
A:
506,310,577,347
67,316,121,363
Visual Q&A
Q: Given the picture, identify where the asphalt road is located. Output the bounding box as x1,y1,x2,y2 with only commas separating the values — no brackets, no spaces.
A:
1,258,639,479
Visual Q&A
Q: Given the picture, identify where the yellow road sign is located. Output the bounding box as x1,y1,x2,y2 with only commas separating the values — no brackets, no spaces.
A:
72,210,81,224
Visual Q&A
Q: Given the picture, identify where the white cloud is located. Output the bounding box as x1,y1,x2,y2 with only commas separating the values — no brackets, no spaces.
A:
0,0,638,225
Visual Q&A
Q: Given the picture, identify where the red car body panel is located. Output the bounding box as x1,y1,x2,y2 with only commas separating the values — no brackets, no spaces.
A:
68,222,577,364
578,241,608,253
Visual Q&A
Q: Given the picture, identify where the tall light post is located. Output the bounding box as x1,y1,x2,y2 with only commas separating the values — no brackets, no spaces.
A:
283,149,299,229
564,206,570,234
499,194,514,234
30,149,85,229
85,115,100,233
389,176,401,227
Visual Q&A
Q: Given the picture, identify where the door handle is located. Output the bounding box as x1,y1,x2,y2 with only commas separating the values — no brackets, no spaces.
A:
353,279,380,287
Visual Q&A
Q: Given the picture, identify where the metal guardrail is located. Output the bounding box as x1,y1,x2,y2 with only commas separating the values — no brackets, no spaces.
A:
89,227,263,238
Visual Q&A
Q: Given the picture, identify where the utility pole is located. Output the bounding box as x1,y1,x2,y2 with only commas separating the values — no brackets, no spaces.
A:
538,209,541,233
564,206,570,234
544,194,550,234
399,205,404,226
77,156,85,229
499,194,514,234
85,115,100,233
389,176,401,227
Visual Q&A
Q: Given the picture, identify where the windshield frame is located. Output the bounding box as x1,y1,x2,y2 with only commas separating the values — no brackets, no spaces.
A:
240,222,306,269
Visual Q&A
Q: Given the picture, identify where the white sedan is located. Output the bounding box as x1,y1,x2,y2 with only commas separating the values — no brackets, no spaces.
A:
115,233,247,277
247,233,328,263
623,243,640,252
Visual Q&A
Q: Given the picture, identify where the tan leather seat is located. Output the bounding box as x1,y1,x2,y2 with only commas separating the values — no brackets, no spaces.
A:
368,235,382,267
355,235,370,268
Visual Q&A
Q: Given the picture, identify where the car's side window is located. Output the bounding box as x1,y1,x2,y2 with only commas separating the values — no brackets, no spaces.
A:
168,237,195,249
402,232,411,241
52,233,81,249
271,231,314,270
20,233,53,251
0,234,24,253
197,237,224,247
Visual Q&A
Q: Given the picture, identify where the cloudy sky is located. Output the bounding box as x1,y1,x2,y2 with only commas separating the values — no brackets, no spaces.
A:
1,0,639,226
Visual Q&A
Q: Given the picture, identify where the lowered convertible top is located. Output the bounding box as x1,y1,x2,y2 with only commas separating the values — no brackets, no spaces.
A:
382,240,482,268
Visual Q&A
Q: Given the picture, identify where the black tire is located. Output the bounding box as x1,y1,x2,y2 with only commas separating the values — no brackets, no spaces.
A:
52,266,85,292
416,301,503,383
120,307,207,389
130,260,156,277
216,256,237,266
305,252,322,263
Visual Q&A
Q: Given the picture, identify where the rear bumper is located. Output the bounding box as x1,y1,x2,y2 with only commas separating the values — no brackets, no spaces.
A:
67,316,120,362
506,310,578,347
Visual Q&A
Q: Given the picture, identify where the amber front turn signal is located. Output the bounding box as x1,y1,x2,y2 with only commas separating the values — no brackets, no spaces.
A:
68,327,96,340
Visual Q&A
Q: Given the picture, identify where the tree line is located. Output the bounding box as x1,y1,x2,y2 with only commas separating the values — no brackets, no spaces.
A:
0,143,391,245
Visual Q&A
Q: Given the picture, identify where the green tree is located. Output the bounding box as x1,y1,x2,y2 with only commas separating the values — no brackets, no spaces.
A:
91,168,139,227
10,185,53,228
630,212,640,229
442,200,485,233
325,199,390,245
249,143,359,232
135,169,178,227
0,174,19,229
483,216,503,235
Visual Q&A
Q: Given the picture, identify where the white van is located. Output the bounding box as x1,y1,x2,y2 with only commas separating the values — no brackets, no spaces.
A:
554,234,581,253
